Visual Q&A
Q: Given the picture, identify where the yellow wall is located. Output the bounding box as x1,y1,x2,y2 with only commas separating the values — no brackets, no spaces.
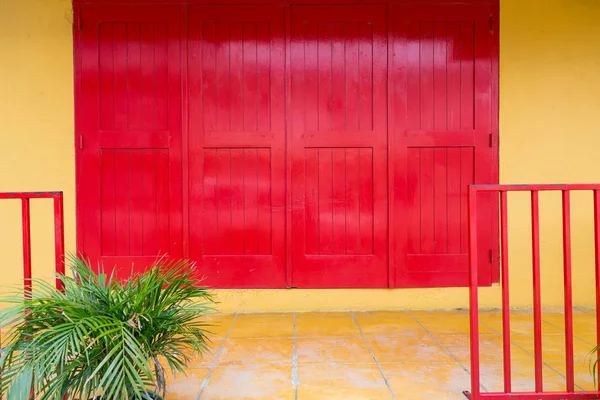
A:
1,0,600,313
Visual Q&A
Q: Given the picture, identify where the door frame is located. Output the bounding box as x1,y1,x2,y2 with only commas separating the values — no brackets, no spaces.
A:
73,0,499,288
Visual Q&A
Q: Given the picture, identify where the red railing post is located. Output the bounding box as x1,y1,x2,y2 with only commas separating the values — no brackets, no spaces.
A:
531,190,543,393
53,192,65,291
500,190,512,393
468,185,482,400
562,190,575,393
21,199,32,300
465,184,600,400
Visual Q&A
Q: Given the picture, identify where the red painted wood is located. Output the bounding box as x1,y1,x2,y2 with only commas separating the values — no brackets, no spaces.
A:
75,2,499,289
290,5,388,288
391,4,498,288
78,5,183,278
188,6,286,288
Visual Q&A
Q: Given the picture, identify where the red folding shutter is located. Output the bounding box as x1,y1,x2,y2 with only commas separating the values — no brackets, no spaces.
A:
290,6,388,288
187,6,287,288
391,4,498,288
78,5,183,277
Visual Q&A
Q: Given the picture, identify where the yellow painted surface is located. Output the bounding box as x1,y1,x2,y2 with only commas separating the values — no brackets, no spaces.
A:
165,310,598,398
1,0,600,312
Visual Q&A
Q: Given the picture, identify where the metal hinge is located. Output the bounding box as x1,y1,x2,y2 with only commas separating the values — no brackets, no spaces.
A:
78,135,84,150
76,15,82,31
489,249,493,263
489,133,494,148
489,14,493,34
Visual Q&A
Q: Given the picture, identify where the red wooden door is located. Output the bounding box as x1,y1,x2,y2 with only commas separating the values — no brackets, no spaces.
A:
391,4,498,288
290,6,388,288
78,5,183,276
187,6,287,288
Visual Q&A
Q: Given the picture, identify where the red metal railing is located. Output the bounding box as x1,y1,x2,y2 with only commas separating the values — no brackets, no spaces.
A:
0,192,65,293
464,184,600,400
0,192,65,400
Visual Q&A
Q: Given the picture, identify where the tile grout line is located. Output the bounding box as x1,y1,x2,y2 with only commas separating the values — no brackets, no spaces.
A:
406,311,490,393
196,312,238,400
479,319,589,391
350,311,399,400
293,312,299,400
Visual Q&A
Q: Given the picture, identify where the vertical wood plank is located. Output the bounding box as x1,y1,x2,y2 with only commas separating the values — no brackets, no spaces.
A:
154,23,168,131
100,150,116,256
419,22,434,131
345,22,359,131
332,148,347,254
140,23,156,131
420,147,435,254
229,23,244,132
331,23,346,132
98,23,115,131
318,23,333,131
305,148,320,255
359,148,374,254
257,22,271,131
318,148,334,254
141,150,158,255
201,23,217,132
113,23,128,130
155,149,170,256
243,149,259,254
114,150,130,256
243,23,258,131
446,22,462,131
129,150,144,256
127,23,142,131
257,148,272,255
203,149,218,255
446,147,462,254
216,149,232,255
406,21,420,130
230,149,245,254
358,22,373,131
215,22,231,132
460,147,474,253
406,148,421,255
433,22,448,131
433,147,448,254
461,22,475,130
304,22,319,132
345,148,360,255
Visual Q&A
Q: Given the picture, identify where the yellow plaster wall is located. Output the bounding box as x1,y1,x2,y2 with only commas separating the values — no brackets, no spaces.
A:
1,0,600,312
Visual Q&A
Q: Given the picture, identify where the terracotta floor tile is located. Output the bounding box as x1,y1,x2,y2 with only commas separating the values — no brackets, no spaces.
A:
477,359,568,392
435,334,532,364
543,313,598,335
217,338,294,366
297,337,373,364
204,315,235,338
228,317,294,339
545,360,597,391
366,334,454,363
236,313,294,320
295,315,360,337
511,334,596,362
355,316,428,337
409,310,469,318
480,315,564,335
417,315,495,335
187,338,225,367
354,311,411,318
296,312,350,318
381,363,472,399
201,365,294,399
297,363,394,400
165,368,208,400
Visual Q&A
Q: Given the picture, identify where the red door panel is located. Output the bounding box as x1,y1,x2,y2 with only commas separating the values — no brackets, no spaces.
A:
78,5,183,277
188,6,286,288
290,6,388,288
391,4,498,288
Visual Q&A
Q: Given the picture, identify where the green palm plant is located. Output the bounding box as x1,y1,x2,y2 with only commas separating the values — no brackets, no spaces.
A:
0,255,215,400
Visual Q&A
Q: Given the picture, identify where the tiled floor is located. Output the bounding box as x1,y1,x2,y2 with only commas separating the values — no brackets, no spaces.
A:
165,309,600,399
